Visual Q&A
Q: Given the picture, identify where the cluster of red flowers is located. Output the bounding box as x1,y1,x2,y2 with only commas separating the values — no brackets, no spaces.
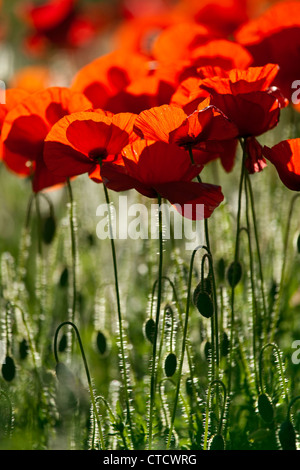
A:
1,0,300,219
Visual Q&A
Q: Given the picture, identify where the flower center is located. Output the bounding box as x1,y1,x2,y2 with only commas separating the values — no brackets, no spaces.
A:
89,147,108,162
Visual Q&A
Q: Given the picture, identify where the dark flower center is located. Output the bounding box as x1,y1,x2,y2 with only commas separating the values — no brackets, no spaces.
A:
89,147,108,162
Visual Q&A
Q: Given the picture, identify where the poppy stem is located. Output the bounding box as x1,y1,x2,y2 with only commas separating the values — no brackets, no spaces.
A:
245,171,268,342
244,179,260,394
270,193,300,343
258,343,289,403
66,179,77,353
34,193,42,257
227,140,246,399
54,321,105,449
102,182,134,449
203,379,227,450
148,193,164,450
187,144,219,381
187,145,210,250
166,245,210,449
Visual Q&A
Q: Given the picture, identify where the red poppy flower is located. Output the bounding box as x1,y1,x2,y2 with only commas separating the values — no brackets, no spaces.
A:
9,66,52,94
104,69,177,114
43,110,138,184
170,77,210,115
21,0,100,52
235,1,300,102
156,39,253,94
151,21,213,65
193,0,249,37
0,88,30,166
1,87,91,192
187,39,253,75
113,10,183,56
101,139,224,219
71,50,151,111
263,139,300,191
135,100,237,144
0,89,30,134
21,0,76,51
175,0,249,37
195,64,286,138
133,100,238,171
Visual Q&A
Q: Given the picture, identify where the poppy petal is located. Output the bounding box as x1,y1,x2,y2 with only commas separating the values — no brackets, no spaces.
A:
154,180,224,219
134,105,187,142
263,139,300,190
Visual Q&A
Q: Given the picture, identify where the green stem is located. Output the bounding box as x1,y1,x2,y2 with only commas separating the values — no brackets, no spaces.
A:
166,245,209,449
203,380,227,450
259,343,289,404
148,193,164,450
102,182,134,448
160,276,199,419
227,140,246,397
0,390,13,438
270,194,300,343
287,396,300,421
54,321,105,449
66,179,77,327
245,171,268,342
244,178,260,393
187,145,210,250
188,144,218,380
34,193,42,257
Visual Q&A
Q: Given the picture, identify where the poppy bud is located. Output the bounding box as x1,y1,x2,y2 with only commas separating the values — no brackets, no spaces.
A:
2,356,16,382
19,338,29,360
144,318,156,344
209,434,225,450
196,292,214,318
164,353,177,377
220,332,230,357
96,331,107,355
257,393,274,423
227,261,242,287
58,333,67,353
278,420,297,450
59,267,69,288
42,214,56,245
217,258,226,283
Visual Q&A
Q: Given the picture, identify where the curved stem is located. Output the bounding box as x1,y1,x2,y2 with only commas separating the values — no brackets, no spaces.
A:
287,395,300,421
54,321,105,449
102,182,134,448
157,276,199,419
258,342,289,404
203,379,227,450
148,193,164,450
166,245,210,449
270,193,300,342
